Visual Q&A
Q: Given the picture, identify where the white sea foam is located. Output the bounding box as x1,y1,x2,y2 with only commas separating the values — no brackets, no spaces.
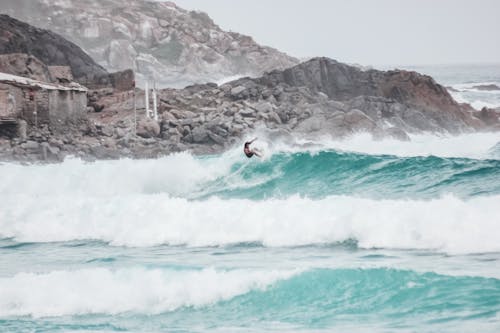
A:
448,83,500,110
0,133,497,197
450,91,500,110
0,151,239,196
469,100,500,110
450,81,500,93
0,267,296,317
271,132,500,160
0,134,498,253
216,74,250,85
1,193,498,254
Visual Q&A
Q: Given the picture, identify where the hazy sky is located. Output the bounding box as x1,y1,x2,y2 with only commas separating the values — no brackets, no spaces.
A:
169,0,500,66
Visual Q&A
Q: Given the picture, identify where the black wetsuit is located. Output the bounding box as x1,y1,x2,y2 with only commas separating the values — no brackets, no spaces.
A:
244,142,254,158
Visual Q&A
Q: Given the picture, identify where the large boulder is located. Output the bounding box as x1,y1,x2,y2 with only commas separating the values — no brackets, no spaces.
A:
137,118,160,138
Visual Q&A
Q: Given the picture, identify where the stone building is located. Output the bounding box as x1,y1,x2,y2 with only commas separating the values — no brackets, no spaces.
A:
0,72,87,137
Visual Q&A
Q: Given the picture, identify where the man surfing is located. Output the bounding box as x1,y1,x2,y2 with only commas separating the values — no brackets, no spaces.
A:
244,138,262,158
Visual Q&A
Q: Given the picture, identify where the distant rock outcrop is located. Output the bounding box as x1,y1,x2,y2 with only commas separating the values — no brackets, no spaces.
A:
0,14,108,86
256,58,481,133
472,84,500,91
2,0,299,88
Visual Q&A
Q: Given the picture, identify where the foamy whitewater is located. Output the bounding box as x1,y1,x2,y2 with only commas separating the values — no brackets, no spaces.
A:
1,66,500,332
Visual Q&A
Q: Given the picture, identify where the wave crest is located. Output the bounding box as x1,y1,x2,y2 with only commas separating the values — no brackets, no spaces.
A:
1,194,499,254
0,267,296,318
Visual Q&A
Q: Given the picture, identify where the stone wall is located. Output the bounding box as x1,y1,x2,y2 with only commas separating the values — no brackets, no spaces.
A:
48,89,87,130
26,90,50,125
0,81,86,130
0,83,24,118
0,87,13,118
86,69,135,91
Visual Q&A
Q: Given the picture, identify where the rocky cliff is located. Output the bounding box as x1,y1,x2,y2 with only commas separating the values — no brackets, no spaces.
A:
0,14,108,86
254,58,481,133
1,0,299,88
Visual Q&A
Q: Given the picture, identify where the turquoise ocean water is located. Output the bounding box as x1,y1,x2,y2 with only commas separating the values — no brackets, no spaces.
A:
0,66,500,332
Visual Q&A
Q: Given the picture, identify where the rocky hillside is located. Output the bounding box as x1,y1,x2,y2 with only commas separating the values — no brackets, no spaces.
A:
0,14,108,85
1,0,299,88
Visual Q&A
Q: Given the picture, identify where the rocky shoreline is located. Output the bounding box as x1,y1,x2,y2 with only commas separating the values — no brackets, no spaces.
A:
1,57,499,164
0,10,499,164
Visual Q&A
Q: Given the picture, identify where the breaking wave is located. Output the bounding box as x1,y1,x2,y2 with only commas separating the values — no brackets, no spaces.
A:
1,267,497,321
1,194,499,253
0,133,498,253
0,267,296,318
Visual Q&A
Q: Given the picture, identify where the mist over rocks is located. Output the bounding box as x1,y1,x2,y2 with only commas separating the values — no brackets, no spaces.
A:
1,0,299,88
0,14,108,86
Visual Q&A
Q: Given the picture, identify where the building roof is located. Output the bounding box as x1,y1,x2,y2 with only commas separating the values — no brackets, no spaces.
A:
0,72,87,92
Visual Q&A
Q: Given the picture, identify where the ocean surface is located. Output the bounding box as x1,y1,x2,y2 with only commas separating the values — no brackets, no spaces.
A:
1,65,500,332
401,63,500,110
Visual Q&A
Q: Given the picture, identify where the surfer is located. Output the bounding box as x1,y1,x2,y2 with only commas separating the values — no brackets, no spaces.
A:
244,138,262,158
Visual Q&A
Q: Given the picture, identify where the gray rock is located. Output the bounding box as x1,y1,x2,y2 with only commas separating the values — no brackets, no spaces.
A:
402,109,435,131
345,109,376,131
243,117,257,126
295,115,325,133
208,131,225,145
137,119,161,138
170,109,197,119
268,111,282,124
385,127,411,141
231,86,247,96
239,108,255,117
117,135,132,148
41,142,61,160
253,101,274,114
22,141,40,150
115,127,127,138
17,120,27,142
191,126,209,143
161,111,177,121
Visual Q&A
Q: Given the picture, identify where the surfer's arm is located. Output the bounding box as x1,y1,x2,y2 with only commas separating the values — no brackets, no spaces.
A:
252,148,262,157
